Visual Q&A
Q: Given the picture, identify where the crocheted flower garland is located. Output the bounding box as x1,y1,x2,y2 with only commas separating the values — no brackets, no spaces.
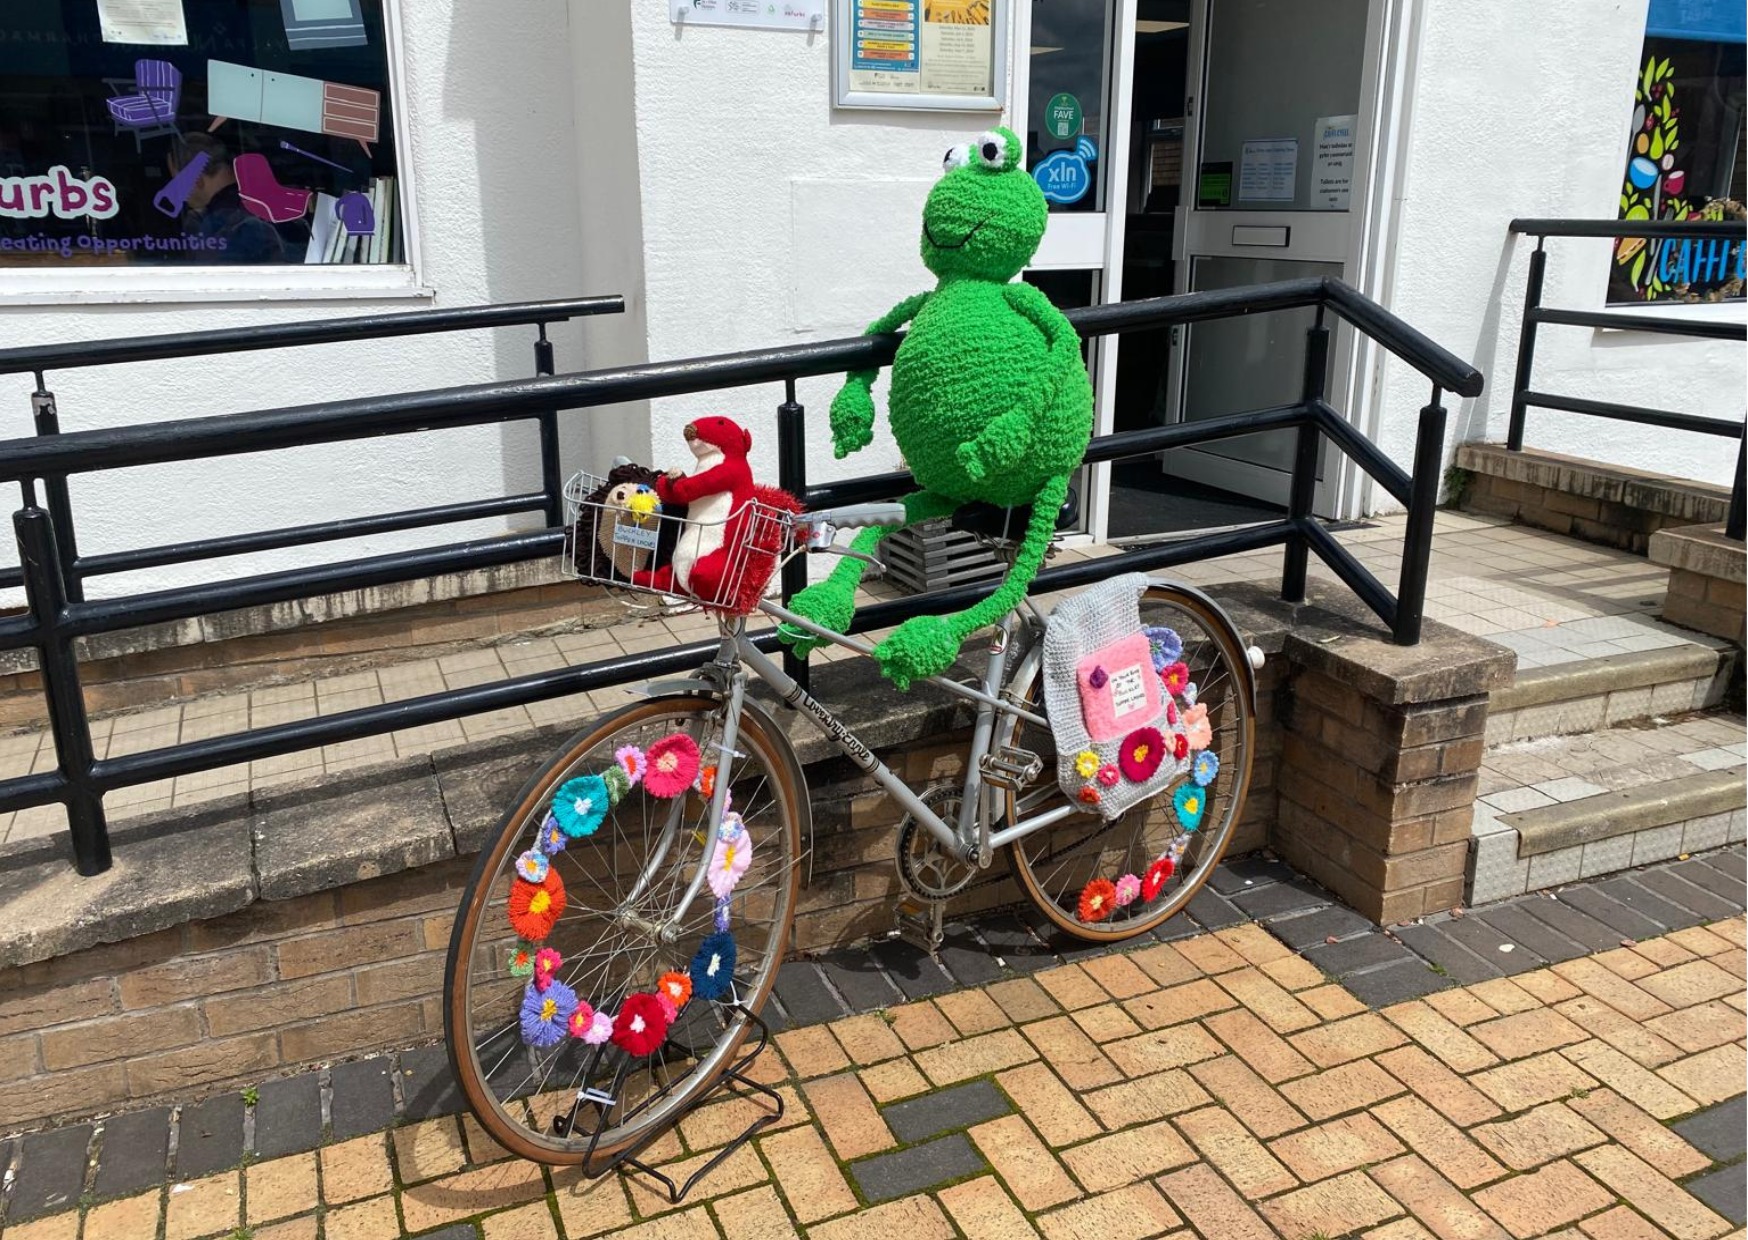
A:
1073,625,1217,922
507,731,749,1056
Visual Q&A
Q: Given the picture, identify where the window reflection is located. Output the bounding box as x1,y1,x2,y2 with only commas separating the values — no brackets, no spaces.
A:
1027,0,1111,213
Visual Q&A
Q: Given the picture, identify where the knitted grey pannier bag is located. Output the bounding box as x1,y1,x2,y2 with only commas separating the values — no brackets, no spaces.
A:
1042,573,1190,820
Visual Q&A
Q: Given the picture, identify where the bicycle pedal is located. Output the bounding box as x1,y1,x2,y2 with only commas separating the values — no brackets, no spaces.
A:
893,896,945,955
978,745,1042,791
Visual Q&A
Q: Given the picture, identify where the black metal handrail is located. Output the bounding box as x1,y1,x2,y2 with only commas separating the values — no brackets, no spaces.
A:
1505,218,1746,540
0,277,1479,876
1,295,626,602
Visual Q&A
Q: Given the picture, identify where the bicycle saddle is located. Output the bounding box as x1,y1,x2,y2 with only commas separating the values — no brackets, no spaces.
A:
949,486,1080,542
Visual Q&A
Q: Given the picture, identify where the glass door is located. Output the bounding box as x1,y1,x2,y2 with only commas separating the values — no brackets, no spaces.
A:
1161,0,1382,511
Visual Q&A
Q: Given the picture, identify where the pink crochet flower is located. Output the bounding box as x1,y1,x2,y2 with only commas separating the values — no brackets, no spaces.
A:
1182,703,1212,751
581,1009,614,1045
533,947,562,992
1114,874,1142,906
1096,764,1120,788
644,733,701,799
708,830,753,899
615,744,645,787
567,1001,596,1039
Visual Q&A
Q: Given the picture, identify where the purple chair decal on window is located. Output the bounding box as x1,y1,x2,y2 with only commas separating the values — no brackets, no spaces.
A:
105,59,182,152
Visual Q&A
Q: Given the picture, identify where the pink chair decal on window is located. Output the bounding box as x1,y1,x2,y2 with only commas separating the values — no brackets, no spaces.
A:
233,154,312,224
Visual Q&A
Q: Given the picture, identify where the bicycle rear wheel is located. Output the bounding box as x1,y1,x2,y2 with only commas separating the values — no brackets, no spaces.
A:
1004,584,1256,941
444,694,804,1166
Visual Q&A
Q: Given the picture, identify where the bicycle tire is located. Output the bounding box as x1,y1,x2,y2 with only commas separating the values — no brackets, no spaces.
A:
1004,583,1257,941
444,693,805,1166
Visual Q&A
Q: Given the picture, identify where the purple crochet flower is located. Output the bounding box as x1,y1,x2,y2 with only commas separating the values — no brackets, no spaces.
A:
1088,665,1108,689
519,979,578,1049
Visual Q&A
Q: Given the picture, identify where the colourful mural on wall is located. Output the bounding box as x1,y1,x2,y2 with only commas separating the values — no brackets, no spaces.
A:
1614,52,1745,303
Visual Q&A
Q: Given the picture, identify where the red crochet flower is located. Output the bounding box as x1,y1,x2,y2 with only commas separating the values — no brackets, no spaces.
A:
611,992,671,1057
1119,727,1165,782
508,870,567,941
1141,857,1174,901
1173,732,1189,760
1078,878,1117,923
1077,785,1101,806
1160,661,1190,694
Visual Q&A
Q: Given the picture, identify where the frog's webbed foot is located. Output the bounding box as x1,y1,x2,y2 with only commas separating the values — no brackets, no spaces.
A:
956,411,1033,483
873,615,962,691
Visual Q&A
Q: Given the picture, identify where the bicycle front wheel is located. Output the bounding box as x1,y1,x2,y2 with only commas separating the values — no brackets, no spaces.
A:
444,694,804,1166
1004,583,1256,941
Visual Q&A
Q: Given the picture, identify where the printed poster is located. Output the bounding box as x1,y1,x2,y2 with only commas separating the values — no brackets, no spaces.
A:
96,0,189,45
1311,114,1356,210
849,0,993,98
1238,138,1297,203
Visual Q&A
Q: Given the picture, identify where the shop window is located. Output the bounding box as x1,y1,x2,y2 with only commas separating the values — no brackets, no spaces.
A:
0,0,403,269
1608,0,1745,304
1027,0,1112,214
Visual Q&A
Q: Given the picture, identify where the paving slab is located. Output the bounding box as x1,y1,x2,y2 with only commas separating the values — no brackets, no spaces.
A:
10,1124,91,1220
173,1092,244,1180
1685,1162,1747,1225
1636,868,1744,921
397,1043,465,1123
1673,1096,1748,1164
1555,884,1666,942
883,1080,1012,1144
1268,903,1376,950
1391,923,1502,984
1467,905,1587,964
1303,932,1418,978
849,1132,985,1204
92,1106,171,1199
1513,894,1629,951
328,1056,397,1142
1596,875,1705,932
818,956,905,1014
867,937,957,999
774,960,850,1026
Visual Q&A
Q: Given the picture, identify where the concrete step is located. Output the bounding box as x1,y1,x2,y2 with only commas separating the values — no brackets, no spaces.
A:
1467,710,1746,905
1486,637,1735,745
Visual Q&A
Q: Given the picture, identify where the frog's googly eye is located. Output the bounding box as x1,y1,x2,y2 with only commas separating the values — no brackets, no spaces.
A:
942,144,970,173
973,130,1013,170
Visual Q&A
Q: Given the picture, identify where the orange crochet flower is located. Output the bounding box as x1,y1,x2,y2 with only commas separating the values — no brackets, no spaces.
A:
658,970,693,1012
1078,878,1117,923
508,869,567,941
699,764,717,799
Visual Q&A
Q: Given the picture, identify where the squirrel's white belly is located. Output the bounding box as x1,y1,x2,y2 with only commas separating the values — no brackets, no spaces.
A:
673,489,730,592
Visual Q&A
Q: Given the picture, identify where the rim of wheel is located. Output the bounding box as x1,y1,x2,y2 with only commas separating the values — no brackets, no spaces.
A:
1005,586,1254,941
445,697,801,1164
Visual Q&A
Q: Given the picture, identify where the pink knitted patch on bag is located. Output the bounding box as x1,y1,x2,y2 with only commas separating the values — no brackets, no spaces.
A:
1076,632,1160,742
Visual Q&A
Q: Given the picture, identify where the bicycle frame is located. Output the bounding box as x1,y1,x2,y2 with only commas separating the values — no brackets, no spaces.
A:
738,596,1079,861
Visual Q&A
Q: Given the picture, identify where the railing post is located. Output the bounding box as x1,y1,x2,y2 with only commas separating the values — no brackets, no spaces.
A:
776,381,810,692
1507,243,1547,452
533,325,563,528
1395,386,1446,645
15,500,108,874
1280,311,1328,604
1727,430,1745,542
30,372,83,603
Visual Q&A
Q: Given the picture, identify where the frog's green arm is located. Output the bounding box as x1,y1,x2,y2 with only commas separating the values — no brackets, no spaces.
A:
843,292,932,388
831,291,932,459
1001,280,1081,354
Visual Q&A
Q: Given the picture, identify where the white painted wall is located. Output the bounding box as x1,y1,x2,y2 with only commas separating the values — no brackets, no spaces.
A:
0,0,592,601
619,5,1017,493
1368,0,1744,506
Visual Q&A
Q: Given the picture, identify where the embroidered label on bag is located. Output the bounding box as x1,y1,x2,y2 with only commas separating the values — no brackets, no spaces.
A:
1107,663,1148,718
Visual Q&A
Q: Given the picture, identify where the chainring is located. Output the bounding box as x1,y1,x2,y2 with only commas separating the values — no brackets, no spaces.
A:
895,784,978,901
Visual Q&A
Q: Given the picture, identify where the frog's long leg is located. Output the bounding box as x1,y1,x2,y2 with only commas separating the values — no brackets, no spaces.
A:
874,472,1070,690
776,488,960,657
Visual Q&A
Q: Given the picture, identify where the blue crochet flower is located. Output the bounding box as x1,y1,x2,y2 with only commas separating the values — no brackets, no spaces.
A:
1173,782,1207,831
1192,750,1219,788
551,774,610,839
537,813,567,856
519,978,578,1048
713,898,732,932
1145,625,1183,670
689,931,737,1002
514,849,549,883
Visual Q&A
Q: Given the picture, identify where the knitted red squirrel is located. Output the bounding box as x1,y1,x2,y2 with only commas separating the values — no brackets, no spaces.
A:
632,416,798,612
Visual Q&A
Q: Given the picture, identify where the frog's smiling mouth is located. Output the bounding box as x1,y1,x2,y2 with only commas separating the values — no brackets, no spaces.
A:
924,215,994,250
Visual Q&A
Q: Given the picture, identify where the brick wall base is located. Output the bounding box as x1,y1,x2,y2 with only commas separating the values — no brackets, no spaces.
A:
1649,523,1746,647
0,586,1485,1131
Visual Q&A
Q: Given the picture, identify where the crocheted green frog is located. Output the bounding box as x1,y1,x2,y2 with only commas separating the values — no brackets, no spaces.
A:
781,127,1093,689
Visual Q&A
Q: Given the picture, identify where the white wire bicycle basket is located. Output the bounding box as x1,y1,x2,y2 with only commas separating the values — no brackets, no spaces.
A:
560,469,802,617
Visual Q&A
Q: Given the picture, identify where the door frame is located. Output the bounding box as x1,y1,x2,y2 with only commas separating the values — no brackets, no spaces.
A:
1013,0,1409,533
1160,0,1392,516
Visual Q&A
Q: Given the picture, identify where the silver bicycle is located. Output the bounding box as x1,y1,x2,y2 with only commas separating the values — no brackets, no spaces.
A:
444,482,1261,1167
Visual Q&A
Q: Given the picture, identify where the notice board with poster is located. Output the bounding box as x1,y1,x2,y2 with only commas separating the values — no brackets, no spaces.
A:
833,0,1007,111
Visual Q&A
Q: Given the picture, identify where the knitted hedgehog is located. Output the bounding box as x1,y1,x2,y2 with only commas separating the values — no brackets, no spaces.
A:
779,127,1094,689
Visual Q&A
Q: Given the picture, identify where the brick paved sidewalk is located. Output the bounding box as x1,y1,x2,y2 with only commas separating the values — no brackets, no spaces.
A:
3,851,1744,1240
